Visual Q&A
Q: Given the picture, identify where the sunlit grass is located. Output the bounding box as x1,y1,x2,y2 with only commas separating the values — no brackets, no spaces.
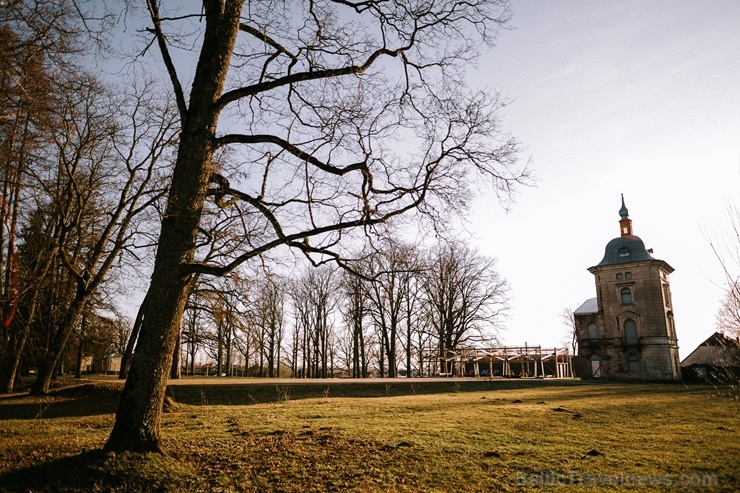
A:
0,380,737,492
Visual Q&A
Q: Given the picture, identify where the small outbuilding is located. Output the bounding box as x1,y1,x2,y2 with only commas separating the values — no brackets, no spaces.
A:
680,332,740,383
103,353,123,375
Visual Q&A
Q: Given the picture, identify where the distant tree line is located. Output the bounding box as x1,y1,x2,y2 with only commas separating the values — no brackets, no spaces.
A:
173,240,509,379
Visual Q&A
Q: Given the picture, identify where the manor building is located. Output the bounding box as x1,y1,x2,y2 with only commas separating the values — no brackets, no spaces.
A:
574,197,681,380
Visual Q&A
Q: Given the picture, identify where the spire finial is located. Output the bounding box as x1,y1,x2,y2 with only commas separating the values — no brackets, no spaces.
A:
619,194,632,236
619,194,629,220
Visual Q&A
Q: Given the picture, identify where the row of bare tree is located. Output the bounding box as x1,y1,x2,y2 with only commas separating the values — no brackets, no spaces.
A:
171,240,508,379
0,1,178,394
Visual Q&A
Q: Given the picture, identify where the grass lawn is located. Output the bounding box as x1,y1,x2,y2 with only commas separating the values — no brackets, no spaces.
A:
0,378,737,492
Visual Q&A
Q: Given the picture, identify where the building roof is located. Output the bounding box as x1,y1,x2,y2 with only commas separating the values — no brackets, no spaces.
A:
680,332,740,366
592,196,665,268
574,297,598,315
596,235,655,266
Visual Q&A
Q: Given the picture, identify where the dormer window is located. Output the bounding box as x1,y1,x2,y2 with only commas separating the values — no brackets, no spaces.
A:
619,247,630,257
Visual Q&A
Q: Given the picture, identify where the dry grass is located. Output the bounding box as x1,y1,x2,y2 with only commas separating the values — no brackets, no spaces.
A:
0,379,737,492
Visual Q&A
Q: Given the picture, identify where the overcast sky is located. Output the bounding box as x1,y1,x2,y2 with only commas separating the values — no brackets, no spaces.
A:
464,0,740,358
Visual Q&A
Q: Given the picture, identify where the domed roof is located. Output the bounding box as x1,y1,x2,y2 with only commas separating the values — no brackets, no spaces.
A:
594,195,656,267
596,234,654,266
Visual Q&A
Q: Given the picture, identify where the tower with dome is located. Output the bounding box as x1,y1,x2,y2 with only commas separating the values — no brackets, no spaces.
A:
574,196,681,380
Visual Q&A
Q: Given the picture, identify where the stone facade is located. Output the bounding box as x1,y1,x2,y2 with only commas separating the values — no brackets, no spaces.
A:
574,197,681,380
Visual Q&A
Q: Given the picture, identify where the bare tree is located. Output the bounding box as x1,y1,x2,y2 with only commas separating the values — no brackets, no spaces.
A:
339,270,370,378
107,0,528,452
198,279,248,377
27,75,176,395
0,0,90,393
708,203,740,341
401,249,424,377
253,275,285,377
290,267,337,378
716,285,740,339
560,306,578,354
705,205,740,388
364,242,416,377
181,293,208,376
289,279,311,378
421,242,509,374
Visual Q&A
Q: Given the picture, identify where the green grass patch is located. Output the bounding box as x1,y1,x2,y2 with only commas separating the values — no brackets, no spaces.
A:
0,380,737,492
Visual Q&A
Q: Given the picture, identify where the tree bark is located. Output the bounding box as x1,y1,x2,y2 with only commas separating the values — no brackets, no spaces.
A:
0,286,41,393
119,295,147,379
170,330,181,379
75,340,85,378
31,294,86,395
104,1,241,452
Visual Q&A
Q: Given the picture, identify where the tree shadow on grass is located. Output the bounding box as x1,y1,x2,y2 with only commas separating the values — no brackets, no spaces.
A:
0,449,204,493
0,383,121,420
2,378,679,420
165,378,587,406
0,379,586,420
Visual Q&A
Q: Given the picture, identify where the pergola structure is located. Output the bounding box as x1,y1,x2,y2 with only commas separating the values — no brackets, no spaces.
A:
424,345,574,379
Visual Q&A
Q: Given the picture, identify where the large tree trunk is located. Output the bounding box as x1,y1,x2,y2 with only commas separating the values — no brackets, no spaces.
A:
104,249,193,452
31,295,86,395
217,327,224,376
119,295,147,379
0,320,29,394
75,313,88,379
406,322,412,378
75,337,84,379
104,1,241,453
170,331,181,379
0,286,42,393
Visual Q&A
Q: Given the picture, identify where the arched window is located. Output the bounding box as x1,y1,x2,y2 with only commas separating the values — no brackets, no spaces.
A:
619,247,630,257
627,355,641,373
587,323,598,340
624,319,638,345
662,284,672,307
591,355,601,378
621,288,633,305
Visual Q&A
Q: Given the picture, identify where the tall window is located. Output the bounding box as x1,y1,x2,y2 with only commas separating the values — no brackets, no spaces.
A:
624,319,638,345
627,355,641,373
587,323,598,340
662,284,672,307
620,288,633,305
591,355,601,378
